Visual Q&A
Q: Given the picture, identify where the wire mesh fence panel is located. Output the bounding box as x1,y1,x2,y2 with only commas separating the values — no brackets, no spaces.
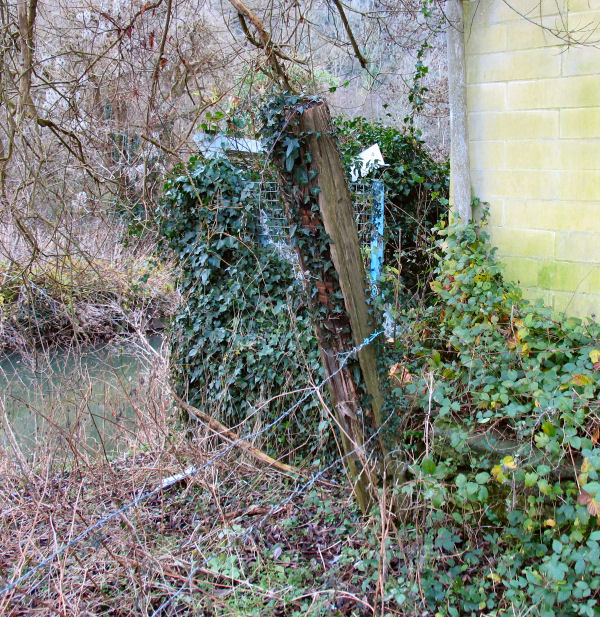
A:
249,180,289,247
248,178,385,275
350,179,377,247
248,180,300,271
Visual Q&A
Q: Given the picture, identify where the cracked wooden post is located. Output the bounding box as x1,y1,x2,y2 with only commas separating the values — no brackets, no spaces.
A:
299,102,385,424
283,100,386,512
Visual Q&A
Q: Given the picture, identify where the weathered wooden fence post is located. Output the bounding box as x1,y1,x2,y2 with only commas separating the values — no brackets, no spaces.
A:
266,97,387,511
299,103,385,425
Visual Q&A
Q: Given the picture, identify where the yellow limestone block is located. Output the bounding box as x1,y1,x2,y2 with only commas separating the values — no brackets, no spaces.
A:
466,83,506,112
503,201,600,232
560,108,600,138
556,232,600,262
506,16,567,50
560,140,600,170
465,0,566,25
467,49,561,83
472,169,560,200
538,261,600,293
562,45,600,77
505,141,561,170
553,291,600,319
469,111,559,140
490,227,555,258
509,75,600,110
469,141,505,170
559,171,600,201
500,256,540,287
465,23,506,54
567,1,600,14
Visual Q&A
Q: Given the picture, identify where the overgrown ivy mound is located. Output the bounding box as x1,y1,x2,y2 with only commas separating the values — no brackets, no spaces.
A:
158,103,450,457
158,156,323,454
392,218,600,616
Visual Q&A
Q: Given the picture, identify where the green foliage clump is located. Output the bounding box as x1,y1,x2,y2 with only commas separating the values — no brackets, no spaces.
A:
334,115,449,299
158,155,323,453
389,216,600,616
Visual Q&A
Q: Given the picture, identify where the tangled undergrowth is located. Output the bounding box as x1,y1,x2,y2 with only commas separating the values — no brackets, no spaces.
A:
4,216,600,617
0,254,176,353
0,440,417,617
386,215,600,617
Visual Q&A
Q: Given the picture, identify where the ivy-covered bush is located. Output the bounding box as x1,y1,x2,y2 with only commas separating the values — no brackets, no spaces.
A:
158,155,324,454
389,216,600,616
334,115,449,301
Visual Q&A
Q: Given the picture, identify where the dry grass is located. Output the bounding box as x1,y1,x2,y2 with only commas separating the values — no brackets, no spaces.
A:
0,331,431,617
0,407,368,616
0,333,377,617
1,442,295,615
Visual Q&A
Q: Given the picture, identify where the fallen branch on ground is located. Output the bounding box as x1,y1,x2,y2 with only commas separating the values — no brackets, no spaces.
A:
170,391,306,477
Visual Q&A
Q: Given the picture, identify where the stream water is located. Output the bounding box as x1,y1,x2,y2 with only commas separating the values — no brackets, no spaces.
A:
0,335,164,460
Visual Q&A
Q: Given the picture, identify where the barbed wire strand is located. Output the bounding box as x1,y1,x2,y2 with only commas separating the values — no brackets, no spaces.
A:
0,329,384,598
149,391,396,616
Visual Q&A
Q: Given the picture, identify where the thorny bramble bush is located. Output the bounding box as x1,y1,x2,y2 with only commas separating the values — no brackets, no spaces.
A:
387,213,600,616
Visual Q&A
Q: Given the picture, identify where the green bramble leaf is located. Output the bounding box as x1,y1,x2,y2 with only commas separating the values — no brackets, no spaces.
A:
422,458,436,475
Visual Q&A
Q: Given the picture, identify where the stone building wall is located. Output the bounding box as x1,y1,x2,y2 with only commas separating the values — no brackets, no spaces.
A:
463,0,600,318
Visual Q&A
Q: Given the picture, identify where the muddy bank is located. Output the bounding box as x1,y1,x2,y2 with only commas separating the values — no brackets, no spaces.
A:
0,258,176,353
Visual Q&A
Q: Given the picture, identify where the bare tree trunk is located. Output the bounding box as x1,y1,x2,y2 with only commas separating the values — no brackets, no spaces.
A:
17,0,37,118
446,0,471,222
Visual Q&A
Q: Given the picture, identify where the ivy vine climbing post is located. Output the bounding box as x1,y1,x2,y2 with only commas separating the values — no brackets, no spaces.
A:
298,103,386,427
263,96,387,511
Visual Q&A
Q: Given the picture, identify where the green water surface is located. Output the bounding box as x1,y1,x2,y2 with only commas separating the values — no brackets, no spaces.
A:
0,336,163,460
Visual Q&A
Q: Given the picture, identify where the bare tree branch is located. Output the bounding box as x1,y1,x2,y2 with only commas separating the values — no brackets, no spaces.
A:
227,0,294,91
329,0,370,73
16,0,37,117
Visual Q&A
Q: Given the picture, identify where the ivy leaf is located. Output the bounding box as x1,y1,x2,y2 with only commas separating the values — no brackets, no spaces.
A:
538,479,551,495
516,327,529,341
542,558,568,581
524,472,538,487
284,137,299,159
487,571,502,583
579,490,600,516
589,349,600,364
583,481,600,496
588,500,600,516
389,363,412,384
491,465,506,484
502,456,517,470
